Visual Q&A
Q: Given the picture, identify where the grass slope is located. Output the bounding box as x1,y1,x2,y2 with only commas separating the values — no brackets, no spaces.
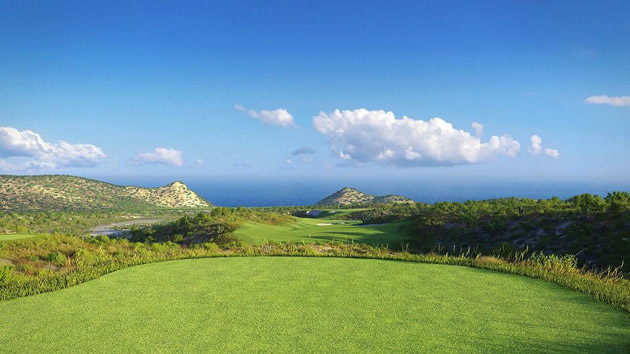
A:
0,234,35,242
0,257,628,353
234,216,411,246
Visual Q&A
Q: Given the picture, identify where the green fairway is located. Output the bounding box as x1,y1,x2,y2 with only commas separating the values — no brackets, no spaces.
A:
1,257,628,353
0,234,35,241
234,216,411,246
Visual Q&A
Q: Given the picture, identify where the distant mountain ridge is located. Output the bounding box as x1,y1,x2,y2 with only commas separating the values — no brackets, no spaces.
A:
317,187,413,206
0,175,211,211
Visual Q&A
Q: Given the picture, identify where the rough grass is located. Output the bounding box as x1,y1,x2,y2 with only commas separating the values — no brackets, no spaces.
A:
0,234,36,242
0,257,628,353
234,216,412,247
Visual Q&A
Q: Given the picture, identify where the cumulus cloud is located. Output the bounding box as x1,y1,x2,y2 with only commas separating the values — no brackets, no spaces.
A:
313,109,520,167
235,104,295,128
132,147,183,166
585,95,630,107
0,127,106,170
528,135,559,159
292,147,314,156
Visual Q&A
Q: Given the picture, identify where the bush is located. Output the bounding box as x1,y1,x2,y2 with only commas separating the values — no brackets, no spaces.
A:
214,233,243,248
202,242,219,252
0,266,14,286
171,234,184,243
46,252,66,267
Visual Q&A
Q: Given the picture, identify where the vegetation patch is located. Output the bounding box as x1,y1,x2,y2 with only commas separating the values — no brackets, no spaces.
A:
0,234,629,313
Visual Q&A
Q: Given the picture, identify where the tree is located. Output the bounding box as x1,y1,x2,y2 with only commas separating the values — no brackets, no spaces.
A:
605,191,630,213
569,194,606,216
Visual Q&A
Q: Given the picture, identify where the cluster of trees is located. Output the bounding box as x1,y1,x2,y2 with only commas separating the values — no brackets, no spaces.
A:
342,192,630,226
129,208,291,245
402,193,630,272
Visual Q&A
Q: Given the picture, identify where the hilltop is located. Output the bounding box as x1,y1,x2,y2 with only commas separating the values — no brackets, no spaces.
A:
317,187,413,206
0,175,211,211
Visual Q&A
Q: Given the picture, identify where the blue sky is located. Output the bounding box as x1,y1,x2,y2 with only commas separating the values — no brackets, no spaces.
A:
1,0,629,180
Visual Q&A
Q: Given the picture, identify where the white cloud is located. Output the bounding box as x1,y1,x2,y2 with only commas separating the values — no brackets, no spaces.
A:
313,109,520,167
0,127,106,170
472,122,483,139
133,147,183,166
528,135,543,155
235,104,295,128
528,135,559,159
585,95,630,107
544,148,560,159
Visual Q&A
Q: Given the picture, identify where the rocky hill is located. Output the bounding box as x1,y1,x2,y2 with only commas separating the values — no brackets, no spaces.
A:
317,187,413,206
0,175,211,211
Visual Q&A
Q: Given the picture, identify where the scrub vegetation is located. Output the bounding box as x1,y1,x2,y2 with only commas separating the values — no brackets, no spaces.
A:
0,231,629,313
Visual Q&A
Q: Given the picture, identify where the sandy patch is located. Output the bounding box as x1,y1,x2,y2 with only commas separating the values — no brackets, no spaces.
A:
316,223,333,226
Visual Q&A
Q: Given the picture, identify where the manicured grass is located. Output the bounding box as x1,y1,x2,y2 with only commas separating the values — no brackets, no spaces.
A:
234,216,411,246
0,234,35,242
1,257,628,353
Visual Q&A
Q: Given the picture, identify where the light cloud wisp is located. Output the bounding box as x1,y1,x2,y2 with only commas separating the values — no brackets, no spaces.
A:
235,104,295,128
585,95,630,107
132,147,183,166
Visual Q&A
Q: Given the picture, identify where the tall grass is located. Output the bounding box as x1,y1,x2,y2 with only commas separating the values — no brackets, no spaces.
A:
0,235,628,312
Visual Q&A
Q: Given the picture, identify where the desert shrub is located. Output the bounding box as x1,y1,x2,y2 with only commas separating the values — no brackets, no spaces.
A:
73,249,97,268
90,235,110,244
46,252,66,267
214,233,242,248
171,234,184,243
0,266,14,286
202,242,219,252
473,256,507,267
492,242,519,259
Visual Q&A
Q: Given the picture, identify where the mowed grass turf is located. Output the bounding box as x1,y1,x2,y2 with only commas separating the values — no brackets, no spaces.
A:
235,216,412,246
0,234,35,242
1,258,629,353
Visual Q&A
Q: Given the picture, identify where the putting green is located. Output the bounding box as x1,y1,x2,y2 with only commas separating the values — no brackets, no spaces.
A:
1,257,628,353
235,217,412,246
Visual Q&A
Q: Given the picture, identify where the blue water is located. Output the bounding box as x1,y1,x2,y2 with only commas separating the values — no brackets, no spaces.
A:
96,176,630,207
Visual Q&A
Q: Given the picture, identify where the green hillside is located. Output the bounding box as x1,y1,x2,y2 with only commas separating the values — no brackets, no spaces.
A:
0,175,211,211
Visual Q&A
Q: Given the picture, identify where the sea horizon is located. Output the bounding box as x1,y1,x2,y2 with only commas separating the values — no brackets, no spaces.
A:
92,175,630,207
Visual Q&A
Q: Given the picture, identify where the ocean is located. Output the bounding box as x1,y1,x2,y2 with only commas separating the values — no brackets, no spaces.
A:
96,176,630,207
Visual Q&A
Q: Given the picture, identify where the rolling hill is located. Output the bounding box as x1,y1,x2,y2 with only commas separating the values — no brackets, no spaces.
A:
0,175,211,211
317,187,413,206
